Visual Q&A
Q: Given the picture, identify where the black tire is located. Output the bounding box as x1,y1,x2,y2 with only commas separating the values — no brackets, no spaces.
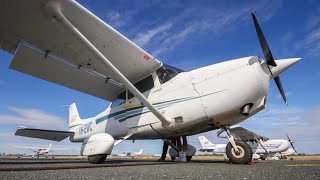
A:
88,154,107,164
226,141,252,164
186,156,192,161
171,156,176,161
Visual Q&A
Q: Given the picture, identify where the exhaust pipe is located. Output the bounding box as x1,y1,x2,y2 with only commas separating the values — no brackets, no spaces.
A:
242,104,252,116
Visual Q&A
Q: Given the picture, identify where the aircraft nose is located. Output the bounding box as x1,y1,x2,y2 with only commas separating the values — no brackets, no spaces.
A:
270,58,301,78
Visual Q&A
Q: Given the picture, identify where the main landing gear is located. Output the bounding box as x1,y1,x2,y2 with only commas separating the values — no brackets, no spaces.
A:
218,127,253,164
88,154,107,164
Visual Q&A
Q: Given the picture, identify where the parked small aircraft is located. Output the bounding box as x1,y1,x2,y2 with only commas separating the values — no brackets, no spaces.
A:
11,143,67,158
273,148,297,160
0,1,300,164
198,126,297,160
131,149,143,157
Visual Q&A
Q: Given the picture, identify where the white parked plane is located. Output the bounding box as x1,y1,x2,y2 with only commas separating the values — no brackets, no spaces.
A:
0,1,300,164
273,148,297,160
131,149,143,156
11,143,67,158
198,126,297,160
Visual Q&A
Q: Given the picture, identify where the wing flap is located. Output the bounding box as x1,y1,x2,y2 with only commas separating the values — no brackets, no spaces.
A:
15,127,74,142
10,43,123,101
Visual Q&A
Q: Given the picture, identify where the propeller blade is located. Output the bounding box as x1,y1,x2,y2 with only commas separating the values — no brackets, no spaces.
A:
286,133,297,153
274,76,287,105
252,12,277,67
285,133,291,141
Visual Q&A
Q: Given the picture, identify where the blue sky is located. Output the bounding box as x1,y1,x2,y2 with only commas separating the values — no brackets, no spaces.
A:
0,0,320,155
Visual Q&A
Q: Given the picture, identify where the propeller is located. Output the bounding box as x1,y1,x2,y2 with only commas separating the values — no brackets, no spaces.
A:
252,13,288,105
285,133,297,153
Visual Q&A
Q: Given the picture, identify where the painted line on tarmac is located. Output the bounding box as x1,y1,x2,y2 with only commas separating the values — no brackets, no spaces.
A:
0,162,174,172
285,164,320,167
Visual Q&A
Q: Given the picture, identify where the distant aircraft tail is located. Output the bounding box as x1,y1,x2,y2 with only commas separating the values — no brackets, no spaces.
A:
68,103,83,129
198,136,214,148
48,143,52,150
139,149,143,154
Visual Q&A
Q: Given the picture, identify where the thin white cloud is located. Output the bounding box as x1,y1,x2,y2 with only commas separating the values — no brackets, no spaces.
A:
0,107,68,130
241,105,320,153
133,23,173,47
130,0,283,59
106,11,126,28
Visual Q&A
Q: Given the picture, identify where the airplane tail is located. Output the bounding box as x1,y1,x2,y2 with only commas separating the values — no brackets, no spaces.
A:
68,103,83,129
139,149,143,154
198,136,214,148
48,143,52,150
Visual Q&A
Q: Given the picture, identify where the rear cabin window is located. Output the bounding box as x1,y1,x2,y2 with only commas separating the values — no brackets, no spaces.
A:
116,75,154,100
156,64,184,84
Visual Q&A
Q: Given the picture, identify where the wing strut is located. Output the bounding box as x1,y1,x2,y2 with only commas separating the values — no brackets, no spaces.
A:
44,1,174,127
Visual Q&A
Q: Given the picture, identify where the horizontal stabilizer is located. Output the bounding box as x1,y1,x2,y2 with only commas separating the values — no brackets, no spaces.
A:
15,126,74,142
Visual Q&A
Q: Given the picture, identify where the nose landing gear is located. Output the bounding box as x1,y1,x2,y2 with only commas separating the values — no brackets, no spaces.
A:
218,127,253,164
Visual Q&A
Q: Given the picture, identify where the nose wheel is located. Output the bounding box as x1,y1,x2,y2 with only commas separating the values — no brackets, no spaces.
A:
226,141,252,164
217,127,253,164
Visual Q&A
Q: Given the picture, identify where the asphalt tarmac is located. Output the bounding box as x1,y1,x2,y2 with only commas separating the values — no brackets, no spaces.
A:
0,158,319,180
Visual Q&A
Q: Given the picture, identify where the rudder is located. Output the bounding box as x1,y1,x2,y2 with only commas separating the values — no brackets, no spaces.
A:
69,103,82,129
198,136,214,148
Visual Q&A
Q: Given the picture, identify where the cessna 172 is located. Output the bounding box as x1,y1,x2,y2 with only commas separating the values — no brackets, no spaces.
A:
0,1,300,164
198,126,297,160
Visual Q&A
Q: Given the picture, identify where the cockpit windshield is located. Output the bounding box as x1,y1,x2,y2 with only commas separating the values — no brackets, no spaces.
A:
156,64,184,84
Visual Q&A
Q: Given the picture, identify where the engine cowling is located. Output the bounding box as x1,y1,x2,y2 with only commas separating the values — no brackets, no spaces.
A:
81,133,114,156
169,144,196,157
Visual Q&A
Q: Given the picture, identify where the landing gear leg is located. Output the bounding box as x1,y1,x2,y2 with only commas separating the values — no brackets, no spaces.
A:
218,127,253,164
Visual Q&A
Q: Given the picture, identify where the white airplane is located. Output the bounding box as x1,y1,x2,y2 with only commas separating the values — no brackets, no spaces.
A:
11,143,66,158
0,1,300,164
274,148,297,160
198,126,297,160
131,149,143,156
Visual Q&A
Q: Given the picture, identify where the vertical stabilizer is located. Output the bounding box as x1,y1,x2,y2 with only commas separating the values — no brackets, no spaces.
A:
48,143,52,150
198,136,214,148
69,103,83,129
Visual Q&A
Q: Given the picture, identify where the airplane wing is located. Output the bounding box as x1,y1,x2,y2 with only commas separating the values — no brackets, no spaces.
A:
229,125,269,142
11,146,41,150
0,0,162,101
15,127,74,142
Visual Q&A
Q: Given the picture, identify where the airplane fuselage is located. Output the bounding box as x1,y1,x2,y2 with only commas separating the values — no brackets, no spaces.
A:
70,56,271,142
201,139,290,154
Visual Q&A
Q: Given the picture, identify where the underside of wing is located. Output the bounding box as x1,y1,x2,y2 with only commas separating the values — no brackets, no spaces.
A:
229,126,269,142
11,146,40,149
0,0,162,101
15,127,74,142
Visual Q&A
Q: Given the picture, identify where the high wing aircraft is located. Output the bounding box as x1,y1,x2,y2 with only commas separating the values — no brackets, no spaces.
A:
0,0,300,164
131,149,143,156
273,148,297,160
11,143,68,158
199,126,297,160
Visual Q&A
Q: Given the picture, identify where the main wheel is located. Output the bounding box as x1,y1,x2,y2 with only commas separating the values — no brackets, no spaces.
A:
88,154,107,164
226,141,252,164
171,156,176,161
186,156,192,161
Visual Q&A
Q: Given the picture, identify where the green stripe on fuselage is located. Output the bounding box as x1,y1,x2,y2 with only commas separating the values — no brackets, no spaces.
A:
95,96,195,124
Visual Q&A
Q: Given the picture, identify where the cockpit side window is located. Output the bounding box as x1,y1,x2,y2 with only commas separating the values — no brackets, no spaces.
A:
115,75,154,100
156,64,184,84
